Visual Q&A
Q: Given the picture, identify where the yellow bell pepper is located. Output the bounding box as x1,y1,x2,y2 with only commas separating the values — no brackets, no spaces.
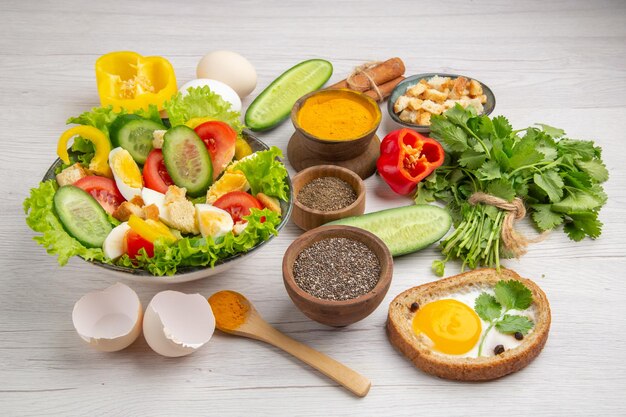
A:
57,126,112,178
234,137,253,159
185,117,214,129
95,51,177,112
128,215,177,244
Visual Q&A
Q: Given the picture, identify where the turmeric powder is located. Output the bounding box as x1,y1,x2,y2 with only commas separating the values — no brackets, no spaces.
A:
208,290,250,331
297,90,378,141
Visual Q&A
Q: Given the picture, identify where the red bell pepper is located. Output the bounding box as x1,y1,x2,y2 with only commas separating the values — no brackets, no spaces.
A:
376,129,445,195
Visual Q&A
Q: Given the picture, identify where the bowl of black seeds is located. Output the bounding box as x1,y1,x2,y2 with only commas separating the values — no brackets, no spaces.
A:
291,165,365,231
282,225,393,327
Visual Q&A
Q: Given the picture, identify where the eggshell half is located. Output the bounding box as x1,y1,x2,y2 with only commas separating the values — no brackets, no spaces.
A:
72,283,143,352
179,78,242,112
143,291,215,357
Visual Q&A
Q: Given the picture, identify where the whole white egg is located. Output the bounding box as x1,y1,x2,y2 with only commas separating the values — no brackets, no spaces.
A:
196,51,257,98
179,79,242,112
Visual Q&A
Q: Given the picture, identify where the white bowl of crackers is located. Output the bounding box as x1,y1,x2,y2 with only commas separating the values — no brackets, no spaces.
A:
388,73,495,133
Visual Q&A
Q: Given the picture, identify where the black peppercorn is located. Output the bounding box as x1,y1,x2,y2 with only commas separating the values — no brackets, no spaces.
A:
514,331,524,340
410,302,419,312
494,344,505,355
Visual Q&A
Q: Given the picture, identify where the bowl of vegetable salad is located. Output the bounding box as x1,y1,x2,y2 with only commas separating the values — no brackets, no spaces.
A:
24,87,293,283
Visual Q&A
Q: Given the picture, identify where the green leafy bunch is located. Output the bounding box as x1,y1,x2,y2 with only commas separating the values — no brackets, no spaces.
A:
474,280,534,356
419,105,608,275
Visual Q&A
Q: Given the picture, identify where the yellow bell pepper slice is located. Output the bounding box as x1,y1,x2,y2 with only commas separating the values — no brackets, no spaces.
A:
234,137,253,159
185,117,215,129
128,215,177,244
95,51,177,112
57,126,112,178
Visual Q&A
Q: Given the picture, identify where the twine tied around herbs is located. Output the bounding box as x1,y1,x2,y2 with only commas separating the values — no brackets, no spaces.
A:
346,61,383,101
468,192,547,259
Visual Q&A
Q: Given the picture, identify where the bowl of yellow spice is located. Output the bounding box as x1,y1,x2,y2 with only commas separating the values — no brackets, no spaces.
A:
288,89,382,179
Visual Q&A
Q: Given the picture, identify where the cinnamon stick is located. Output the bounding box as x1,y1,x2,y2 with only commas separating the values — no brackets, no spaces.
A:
328,58,405,92
363,76,405,102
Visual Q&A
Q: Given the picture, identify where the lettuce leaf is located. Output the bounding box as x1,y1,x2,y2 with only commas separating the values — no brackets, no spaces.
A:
115,208,280,276
163,86,243,133
23,180,107,265
234,146,289,201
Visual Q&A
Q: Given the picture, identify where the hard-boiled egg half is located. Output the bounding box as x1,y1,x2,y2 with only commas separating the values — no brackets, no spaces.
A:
143,290,215,357
72,283,143,352
195,204,234,239
102,222,131,259
109,147,143,201
179,79,242,112
412,288,536,358
141,187,172,226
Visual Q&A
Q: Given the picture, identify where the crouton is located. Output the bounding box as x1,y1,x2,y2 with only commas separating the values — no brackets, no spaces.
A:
452,77,469,95
478,94,488,104
129,195,145,207
427,75,451,91
421,100,445,115
443,99,458,110
407,98,424,111
256,193,281,215
466,98,485,114
56,163,88,186
406,83,427,97
152,130,166,149
469,79,483,96
418,112,432,126
399,109,418,124
393,96,411,113
422,88,449,103
143,204,160,221
112,201,145,222
164,185,199,234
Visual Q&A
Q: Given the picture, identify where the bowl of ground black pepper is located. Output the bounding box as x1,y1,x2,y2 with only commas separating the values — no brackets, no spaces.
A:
282,225,393,327
291,165,365,231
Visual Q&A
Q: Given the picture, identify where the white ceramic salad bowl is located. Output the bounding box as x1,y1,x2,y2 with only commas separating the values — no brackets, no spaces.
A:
42,129,293,284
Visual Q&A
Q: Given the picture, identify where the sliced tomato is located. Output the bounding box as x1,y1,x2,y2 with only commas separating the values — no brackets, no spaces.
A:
124,229,154,258
194,121,236,180
213,191,263,223
143,149,174,194
74,176,125,214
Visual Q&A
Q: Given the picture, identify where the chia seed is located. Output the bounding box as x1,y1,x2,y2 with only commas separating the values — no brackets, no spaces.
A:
292,237,381,301
297,176,357,212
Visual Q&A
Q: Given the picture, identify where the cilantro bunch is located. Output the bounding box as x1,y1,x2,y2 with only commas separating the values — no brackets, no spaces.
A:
418,105,608,275
474,280,534,356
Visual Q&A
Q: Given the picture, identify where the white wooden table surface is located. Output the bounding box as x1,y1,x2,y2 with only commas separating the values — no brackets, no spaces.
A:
1,0,625,415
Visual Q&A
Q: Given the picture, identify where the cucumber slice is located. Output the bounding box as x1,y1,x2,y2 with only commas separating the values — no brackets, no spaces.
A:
53,185,113,248
327,205,452,256
109,114,164,164
245,59,333,131
162,125,213,197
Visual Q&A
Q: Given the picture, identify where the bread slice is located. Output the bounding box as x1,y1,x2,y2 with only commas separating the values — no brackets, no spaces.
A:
387,268,551,381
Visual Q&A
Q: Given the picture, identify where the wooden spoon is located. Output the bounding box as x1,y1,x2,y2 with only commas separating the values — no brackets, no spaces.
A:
208,290,371,397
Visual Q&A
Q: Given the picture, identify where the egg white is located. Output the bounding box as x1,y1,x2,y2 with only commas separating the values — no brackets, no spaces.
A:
141,187,172,226
417,286,536,359
109,147,143,201
195,204,233,239
102,222,130,259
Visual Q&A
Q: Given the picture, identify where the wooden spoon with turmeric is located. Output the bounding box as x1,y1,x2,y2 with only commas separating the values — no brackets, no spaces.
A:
208,290,371,397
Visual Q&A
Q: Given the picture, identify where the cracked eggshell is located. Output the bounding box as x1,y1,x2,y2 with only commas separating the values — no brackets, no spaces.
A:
143,291,216,357
72,283,143,352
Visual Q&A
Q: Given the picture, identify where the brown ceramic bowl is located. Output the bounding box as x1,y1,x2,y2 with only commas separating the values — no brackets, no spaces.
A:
291,165,365,231
282,225,393,327
290,89,381,161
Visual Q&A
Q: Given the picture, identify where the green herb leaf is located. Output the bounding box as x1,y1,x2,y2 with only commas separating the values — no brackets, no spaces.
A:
536,123,566,138
509,136,544,169
486,178,516,201
566,212,603,240
494,280,533,311
477,160,502,181
459,149,487,170
430,116,469,153
575,159,609,183
534,170,564,202
444,103,475,126
492,116,513,139
552,189,602,213
474,293,502,321
531,204,564,230
431,259,446,277
495,314,534,334
557,139,600,161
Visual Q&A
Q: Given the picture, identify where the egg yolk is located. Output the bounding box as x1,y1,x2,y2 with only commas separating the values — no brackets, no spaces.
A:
198,211,228,237
111,151,143,188
412,299,482,355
